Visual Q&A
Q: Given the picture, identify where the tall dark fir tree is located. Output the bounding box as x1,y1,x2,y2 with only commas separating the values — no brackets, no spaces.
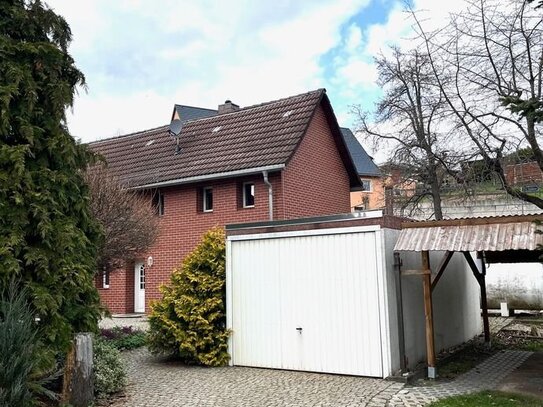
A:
0,0,102,357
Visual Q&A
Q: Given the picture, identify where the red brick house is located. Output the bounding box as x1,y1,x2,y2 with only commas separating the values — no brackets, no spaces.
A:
90,89,362,313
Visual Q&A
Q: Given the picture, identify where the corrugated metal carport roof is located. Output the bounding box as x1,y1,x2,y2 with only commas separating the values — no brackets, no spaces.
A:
394,214,543,252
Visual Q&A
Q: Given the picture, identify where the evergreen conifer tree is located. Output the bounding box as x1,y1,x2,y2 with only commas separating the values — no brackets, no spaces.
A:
0,0,102,358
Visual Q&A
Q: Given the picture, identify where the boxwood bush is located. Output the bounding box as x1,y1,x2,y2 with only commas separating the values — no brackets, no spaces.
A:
93,337,127,398
147,228,230,366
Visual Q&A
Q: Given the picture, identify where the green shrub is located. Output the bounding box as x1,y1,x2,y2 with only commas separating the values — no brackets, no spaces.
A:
93,338,127,398
147,228,230,366
0,283,57,406
100,326,146,351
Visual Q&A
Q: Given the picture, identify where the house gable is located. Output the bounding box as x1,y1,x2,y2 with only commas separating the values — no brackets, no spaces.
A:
283,103,351,218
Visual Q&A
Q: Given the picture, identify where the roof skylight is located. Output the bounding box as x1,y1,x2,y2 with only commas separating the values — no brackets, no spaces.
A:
212,126,222,132
282,110,293,117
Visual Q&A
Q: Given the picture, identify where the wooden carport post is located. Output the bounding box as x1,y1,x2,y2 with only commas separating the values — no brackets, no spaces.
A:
421,251,437,379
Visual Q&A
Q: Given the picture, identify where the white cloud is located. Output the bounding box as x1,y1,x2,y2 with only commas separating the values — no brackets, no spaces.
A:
339,0,470,163
46,0,371,142
46,0,469,148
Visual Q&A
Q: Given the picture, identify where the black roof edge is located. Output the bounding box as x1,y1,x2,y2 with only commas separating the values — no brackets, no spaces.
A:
226,210,384,230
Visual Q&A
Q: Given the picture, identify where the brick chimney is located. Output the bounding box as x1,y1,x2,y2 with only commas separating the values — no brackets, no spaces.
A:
218,100,239,114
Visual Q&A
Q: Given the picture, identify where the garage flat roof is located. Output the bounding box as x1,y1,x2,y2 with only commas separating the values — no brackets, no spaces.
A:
394,214,543,252
226,211,404,236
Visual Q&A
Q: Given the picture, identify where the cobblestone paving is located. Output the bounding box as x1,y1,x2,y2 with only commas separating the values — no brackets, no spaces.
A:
390,350,533,406
112,348,404,407
111,348,532,406
99,315,149,331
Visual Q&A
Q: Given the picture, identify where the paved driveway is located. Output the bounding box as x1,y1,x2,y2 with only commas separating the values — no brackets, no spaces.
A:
111,348,403,407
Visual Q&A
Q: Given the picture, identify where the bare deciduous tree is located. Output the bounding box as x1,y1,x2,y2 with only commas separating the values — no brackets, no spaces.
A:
355,48,460,219
411,0,543,208
84,165,158,274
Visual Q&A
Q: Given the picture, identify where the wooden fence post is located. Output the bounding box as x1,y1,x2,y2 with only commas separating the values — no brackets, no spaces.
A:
62,333,94,407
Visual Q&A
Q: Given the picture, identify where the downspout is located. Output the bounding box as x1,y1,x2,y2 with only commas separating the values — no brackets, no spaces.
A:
262,170,273,221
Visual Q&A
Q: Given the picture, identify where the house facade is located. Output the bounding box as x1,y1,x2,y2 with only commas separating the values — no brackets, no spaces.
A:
342,128,383,211
89,89,362,313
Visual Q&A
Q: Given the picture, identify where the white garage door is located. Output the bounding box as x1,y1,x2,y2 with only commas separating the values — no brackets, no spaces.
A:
228,230,384,377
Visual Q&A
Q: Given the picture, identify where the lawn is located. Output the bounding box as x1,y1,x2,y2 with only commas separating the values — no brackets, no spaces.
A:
428,391,543,406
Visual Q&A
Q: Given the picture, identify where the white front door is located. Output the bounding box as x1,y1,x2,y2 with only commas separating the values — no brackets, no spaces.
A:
134,262,145,313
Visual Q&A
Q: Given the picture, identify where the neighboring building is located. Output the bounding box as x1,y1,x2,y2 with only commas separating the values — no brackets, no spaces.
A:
89,89,362,313
341,128,383,211
505,161,543,191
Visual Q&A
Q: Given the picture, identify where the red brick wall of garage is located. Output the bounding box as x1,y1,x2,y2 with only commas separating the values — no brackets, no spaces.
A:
282,105,351,218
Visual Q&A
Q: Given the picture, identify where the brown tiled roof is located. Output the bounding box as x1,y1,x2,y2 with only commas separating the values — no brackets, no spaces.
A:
89,89,360,188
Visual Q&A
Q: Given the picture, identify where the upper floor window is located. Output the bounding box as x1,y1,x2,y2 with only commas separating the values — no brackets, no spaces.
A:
243,182,255,208
361,179,372,192
203,187,213,212
152,190,164,216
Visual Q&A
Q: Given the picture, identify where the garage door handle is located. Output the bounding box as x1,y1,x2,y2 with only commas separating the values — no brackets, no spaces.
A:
296,327,303,333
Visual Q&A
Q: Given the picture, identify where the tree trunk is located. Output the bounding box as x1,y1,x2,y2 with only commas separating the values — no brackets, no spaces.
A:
62,333,94,407
430,180,443,220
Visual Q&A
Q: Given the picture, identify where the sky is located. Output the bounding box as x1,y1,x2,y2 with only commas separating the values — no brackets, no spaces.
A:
46,0,466,158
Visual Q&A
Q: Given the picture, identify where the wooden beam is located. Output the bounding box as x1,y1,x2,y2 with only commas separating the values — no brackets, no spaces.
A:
463,251,490,344
422,251,436,378
431,251,453,292
401,269,431,276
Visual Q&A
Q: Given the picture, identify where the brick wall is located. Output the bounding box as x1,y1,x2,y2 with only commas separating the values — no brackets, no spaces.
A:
505,162,543,185
99,173,283,313
283,105,351,218
96,261,134,314
99,104,353,313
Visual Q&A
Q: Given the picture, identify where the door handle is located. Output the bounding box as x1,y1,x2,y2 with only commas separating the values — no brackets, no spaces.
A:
296,327,302,333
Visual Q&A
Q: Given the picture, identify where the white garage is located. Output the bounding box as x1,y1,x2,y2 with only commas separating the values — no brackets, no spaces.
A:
226,213,400,378
226,212,483,378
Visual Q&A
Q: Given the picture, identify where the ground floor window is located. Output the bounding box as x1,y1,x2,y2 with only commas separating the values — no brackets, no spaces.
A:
102,269,110,289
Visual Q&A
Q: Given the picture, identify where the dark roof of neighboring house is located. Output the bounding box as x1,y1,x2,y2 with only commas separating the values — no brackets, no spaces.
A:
172,105,217,122
340,128,381,177
90,89,361,189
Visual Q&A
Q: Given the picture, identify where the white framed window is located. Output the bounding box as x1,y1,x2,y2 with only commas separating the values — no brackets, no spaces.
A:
361,179,372,192
102,270,110,289
242,182,255,208
153,190,164,216
203,187,213,212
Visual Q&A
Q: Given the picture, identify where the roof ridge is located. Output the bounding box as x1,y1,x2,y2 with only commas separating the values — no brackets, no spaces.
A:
90,89,325,144
89,124,169,145
184,88,326,123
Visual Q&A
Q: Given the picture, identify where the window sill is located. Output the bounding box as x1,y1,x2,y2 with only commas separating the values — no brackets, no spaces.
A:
242,205,255,209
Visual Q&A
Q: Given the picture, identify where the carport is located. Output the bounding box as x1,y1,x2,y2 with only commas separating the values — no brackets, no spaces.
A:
394,214,543,378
